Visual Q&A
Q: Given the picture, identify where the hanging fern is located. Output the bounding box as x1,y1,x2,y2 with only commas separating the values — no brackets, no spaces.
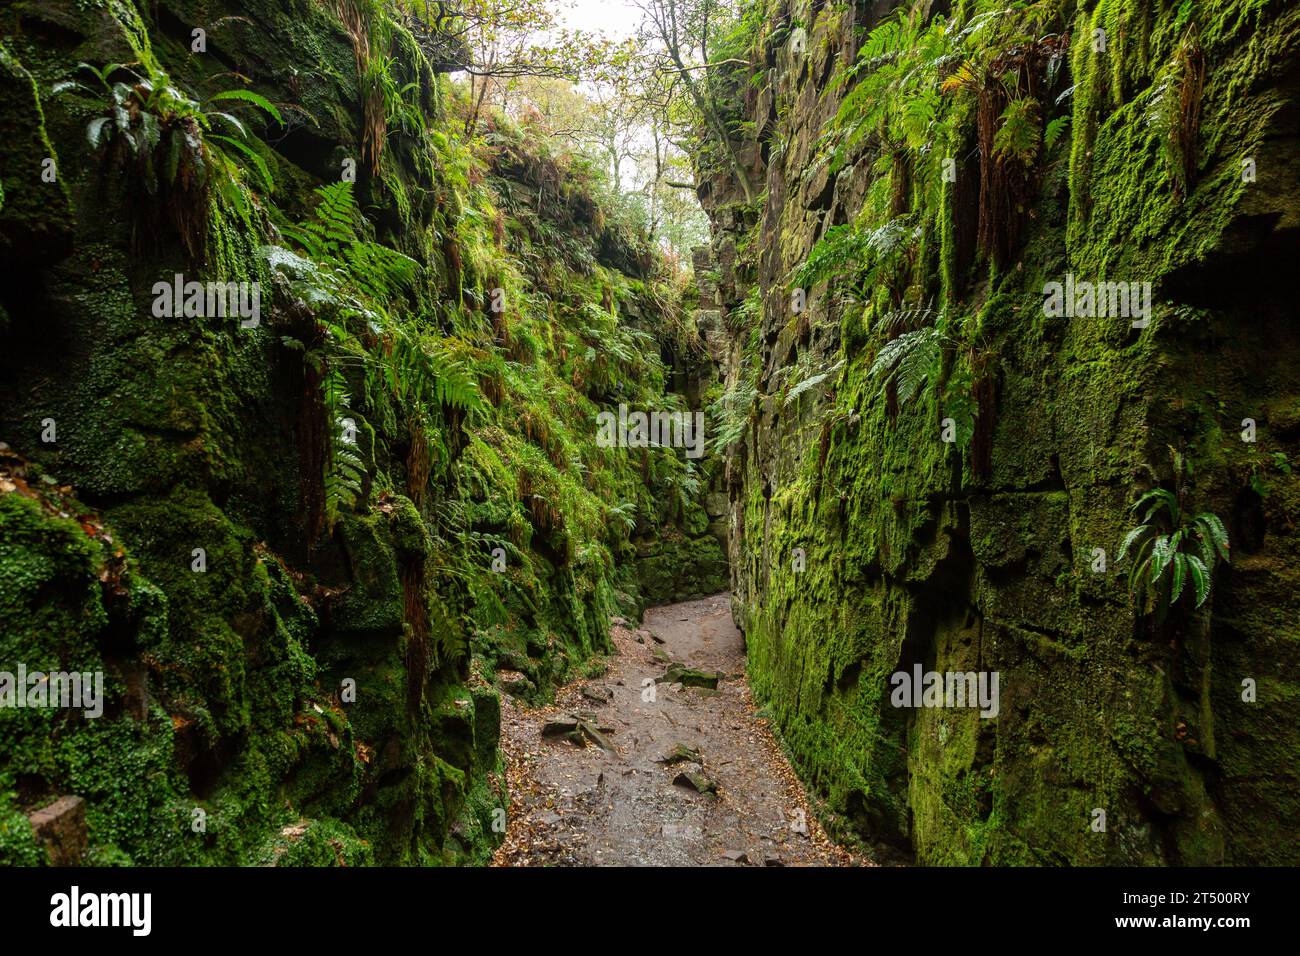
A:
1044,115,1072,151
993,96,1042,165
827,7,955,170
383,331,483,414
869,327,941,407
56,62,283,258
323,368,365,528
263,183,482,418
784,359,846,407
1146,26,1205,202
1118,447,1229,622
260,182,487,534
709,371,758,453
868,307,950,409
792,218,918,296
278,181,366,259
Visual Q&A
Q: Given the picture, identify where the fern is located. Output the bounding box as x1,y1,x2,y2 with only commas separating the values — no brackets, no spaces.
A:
205,88,283,125
993,97,1042,165
263,183,417,320
710,372,758,453
323,369,365,528
1044,115,1071,151
385,332,483,414
1146,27,1205,201
325,441,366,522
58,63,283,255
869,325,944,407
208,134,273,192
785,360,846,407
826,8,962,171
260,182,487,532
1117,447,1230,621
606,500,638,534
793,218,916,294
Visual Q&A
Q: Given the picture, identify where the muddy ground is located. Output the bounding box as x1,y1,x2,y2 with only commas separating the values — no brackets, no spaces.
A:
492,593,864,867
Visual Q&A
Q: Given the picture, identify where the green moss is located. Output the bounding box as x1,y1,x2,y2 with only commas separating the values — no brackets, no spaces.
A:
0,790,44,866
0,0,726,870
0,42,74,263
702,0,1300,866
256,816,375,867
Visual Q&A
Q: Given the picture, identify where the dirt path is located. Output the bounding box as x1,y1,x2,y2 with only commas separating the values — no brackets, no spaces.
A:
492,594,859,867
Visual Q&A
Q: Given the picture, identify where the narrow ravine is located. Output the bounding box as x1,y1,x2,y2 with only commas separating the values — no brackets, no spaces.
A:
493,595,859,867
4,0,1293,885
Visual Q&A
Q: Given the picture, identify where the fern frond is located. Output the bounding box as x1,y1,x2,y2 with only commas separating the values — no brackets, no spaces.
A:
206,88,283,126
209,134,273,193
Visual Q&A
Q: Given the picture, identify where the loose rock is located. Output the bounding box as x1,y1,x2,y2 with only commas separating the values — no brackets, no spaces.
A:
673,770,718,796
657,663,721,689
657,743,703,765
27,795,87,866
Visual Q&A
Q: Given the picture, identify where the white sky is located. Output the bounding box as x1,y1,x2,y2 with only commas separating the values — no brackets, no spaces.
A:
553,0,644,40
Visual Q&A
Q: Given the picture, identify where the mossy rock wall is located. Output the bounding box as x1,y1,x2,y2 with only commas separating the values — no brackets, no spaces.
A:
0,0,724,865
699,0,1300,864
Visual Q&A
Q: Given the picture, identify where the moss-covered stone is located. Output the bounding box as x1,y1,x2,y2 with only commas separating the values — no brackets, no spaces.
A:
698,0,1300,865
0,0,726,868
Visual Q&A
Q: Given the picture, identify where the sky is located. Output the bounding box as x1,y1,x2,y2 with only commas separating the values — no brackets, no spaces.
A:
553,0,645,41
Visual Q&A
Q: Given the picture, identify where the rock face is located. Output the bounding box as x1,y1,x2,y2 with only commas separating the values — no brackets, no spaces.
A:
697,0,1300,864
0,0,725,865
27,796,87,866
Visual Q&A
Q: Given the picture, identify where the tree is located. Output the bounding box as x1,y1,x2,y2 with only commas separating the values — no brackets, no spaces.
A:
499,75,593,135
585,81,645,194
631,0,757,203
635,115,708,251
401,0,630,133
488,70,707,259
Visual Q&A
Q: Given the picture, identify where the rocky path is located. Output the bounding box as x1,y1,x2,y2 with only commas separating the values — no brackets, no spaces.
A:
492,594,859,867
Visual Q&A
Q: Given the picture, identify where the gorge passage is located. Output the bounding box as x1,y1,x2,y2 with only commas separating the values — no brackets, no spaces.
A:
1,0,1297,868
